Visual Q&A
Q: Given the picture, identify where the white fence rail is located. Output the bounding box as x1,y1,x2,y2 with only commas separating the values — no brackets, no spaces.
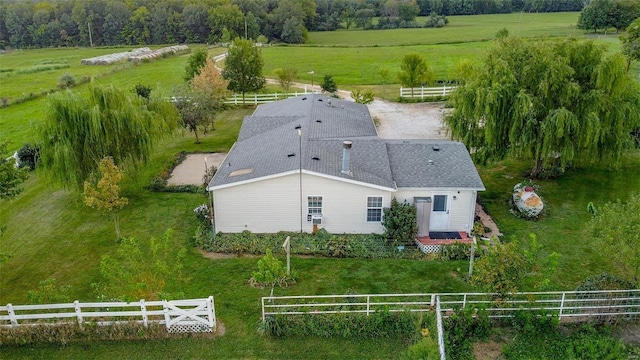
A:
261,289,640,321
400,86,457,99
225,90,317,105
1,296,216,333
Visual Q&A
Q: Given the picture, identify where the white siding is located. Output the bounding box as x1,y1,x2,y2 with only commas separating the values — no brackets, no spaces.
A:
213,173,391,234
394,188,476,234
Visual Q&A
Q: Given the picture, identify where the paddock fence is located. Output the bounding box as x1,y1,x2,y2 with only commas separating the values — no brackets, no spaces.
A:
261,289,640,321
400,86,457,99
263,290,640,360
1,296,216,333
224,89,319,105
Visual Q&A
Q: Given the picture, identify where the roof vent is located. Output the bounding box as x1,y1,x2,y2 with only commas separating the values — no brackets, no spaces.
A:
316,120,322,123
432,145,440,151
341,141,352,175
312,156,320,161
302,97,307,100
428,160,434,166
294,125,301,130
288,153,296,157
318,98,323,102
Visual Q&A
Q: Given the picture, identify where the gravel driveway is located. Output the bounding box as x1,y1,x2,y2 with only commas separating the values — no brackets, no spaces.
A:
369,99,450,139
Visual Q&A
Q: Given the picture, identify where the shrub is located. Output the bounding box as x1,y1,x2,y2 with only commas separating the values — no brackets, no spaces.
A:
26,278,71,304
444,306,491,360
321,74,337,93
0,322,173,346
403,336,440,359
198,231,431,260
509,308,559,335
249,248,296,289
576,272,636,291
351,88,375,104
382,198,417,245
262,311,420,341
326,235,351,257
438,243,479,260
134,84,152,99
16,143,39,170
57,73,76,89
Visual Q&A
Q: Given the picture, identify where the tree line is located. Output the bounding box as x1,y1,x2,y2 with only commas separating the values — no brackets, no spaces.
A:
0,0,587,49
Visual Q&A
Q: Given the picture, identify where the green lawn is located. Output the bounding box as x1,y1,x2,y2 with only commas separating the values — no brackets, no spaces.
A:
308,12,585,46
263,42,490,85
477,152,640,289
0,45,224,105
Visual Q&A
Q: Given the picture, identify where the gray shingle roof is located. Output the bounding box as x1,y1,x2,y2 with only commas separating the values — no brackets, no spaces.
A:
385,140,485,189
208,95,484,191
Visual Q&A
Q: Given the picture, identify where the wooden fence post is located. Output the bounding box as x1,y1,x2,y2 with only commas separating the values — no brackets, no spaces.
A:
7,303,17,326
140,299,148,328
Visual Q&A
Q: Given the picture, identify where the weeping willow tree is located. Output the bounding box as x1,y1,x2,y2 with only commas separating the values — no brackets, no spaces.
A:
446,37,640,178
38,85,179,189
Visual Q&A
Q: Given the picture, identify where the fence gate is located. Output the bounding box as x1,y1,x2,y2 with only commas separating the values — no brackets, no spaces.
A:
163,296,216,333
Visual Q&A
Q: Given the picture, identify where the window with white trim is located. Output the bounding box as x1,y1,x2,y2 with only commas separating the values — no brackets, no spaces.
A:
308,196,323,215
367,196,383,222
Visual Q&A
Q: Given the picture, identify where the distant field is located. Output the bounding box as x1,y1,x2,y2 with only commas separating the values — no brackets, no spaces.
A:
308,12,583,46
263,42,489,85
0,45,223,105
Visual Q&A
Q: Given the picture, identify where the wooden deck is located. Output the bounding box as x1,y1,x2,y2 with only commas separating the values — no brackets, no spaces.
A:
416,231,473,246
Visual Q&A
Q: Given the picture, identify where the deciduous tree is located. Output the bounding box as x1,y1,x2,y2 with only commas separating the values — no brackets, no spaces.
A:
274,67,298,91
622,17,640,72
397,53,433,96
446,37,640,178
83,156,128,239
93,229,188,301
222,38,266,104
37,85,179,189
184,48,208,82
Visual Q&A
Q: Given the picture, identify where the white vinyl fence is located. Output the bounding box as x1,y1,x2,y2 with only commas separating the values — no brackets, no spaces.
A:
1,296,216,333
262,289,640,321
224,90,318,105
400,86,457,99
263,290,640,360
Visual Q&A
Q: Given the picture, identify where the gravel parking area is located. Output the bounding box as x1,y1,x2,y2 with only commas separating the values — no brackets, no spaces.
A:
369,99,450,139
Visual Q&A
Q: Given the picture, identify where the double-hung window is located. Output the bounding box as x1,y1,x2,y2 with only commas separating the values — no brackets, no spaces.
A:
367,196,383,222
308,196,323,215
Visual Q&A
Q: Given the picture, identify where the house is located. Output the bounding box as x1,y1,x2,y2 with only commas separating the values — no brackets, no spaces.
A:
207,94,485,243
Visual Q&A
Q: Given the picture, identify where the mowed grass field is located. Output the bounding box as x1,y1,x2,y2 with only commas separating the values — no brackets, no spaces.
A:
1,11,640,358
308,12,584,46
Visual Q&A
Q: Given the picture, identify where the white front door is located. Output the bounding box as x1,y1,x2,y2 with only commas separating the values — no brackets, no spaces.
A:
430,194,449,231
